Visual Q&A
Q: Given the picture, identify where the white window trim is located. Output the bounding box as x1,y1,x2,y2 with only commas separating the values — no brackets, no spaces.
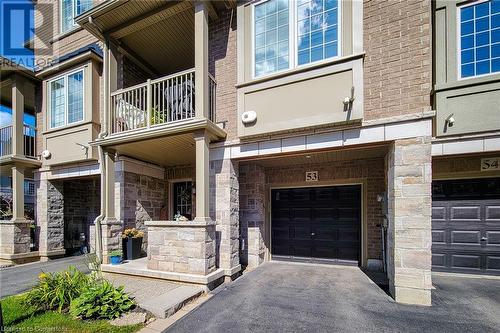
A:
47,67,85,130
60,0,89,34
251,0,342,80
457,0,500,80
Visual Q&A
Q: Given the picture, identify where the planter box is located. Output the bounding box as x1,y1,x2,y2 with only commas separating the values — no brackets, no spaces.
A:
122,237,143,260
110,255,122,265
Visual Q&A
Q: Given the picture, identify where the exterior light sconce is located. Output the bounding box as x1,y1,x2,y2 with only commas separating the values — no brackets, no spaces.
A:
445,113,455,127
343,86,355,112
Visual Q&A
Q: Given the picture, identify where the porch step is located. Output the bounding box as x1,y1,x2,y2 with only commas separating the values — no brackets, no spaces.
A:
139,285,204,319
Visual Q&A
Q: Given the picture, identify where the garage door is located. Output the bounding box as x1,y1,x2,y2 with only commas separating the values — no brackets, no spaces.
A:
271,185,361,264
432,178,500,275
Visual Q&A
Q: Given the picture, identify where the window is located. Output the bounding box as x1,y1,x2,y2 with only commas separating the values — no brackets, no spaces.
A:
61,0,92,33
253,0,340,78
49,69,84,129
459,0,500,78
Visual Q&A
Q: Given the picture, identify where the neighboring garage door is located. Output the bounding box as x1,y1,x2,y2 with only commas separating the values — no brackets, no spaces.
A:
432,177,500,275
271,185,361,264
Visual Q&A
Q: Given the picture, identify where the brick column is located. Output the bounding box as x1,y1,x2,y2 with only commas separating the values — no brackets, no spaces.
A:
386,137,432,306
211,159,240,276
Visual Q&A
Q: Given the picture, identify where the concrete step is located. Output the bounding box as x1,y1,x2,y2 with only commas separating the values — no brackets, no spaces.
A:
139,285,204,319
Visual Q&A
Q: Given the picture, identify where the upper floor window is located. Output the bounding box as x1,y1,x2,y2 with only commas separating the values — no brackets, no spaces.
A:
459,0,500,78
253,0,340,78
48,69,84,129
61,0,92,33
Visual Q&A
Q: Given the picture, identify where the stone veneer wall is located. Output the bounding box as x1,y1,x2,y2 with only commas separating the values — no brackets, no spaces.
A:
117,171,167,253
239,164,266,268
210,159,240,271
386,137,432,306
147,221,216,275
239,157,386,268
37,179,65,255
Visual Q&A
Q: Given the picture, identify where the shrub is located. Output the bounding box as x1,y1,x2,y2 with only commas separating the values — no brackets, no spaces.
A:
122,228,144,239
23,266,92,313
109,249,123,257
70,280,135,320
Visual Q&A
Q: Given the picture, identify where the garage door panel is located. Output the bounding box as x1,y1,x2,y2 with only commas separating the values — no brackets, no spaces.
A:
451,230,481,245
292,208,312,222
450,206,481,221
432,230,446,243
486,256,500,271
292,226,311,240
432,206,446,220
432,178,500,275
486,231,500,245
314,208,336,221
432,253,446,267
451,254,481,270
485,206,500,220
313,226,337,240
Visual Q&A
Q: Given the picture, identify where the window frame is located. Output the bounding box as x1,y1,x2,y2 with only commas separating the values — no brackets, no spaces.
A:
47,67,86,130
251,0,342,79
60,0,91,34
457,0,500,80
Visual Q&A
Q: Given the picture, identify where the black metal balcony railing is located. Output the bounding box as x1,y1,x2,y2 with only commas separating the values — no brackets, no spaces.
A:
110,69,216,135
0,124,37,158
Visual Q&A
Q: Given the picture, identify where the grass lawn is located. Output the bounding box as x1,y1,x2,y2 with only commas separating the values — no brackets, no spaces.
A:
2,295,143,333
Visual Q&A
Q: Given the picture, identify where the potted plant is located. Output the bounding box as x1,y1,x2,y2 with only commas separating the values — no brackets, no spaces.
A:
122,228,144,260
109,250,122,265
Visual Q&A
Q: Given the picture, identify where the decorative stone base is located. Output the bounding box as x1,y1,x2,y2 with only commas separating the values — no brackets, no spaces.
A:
393,286,432,306
0,251,40,265
146,220,216,275
39,249,66,262
101,218,123,264
0,220,31,261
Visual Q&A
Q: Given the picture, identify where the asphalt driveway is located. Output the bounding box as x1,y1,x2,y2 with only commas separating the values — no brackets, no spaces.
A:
167,261,500,333
0,256,89,298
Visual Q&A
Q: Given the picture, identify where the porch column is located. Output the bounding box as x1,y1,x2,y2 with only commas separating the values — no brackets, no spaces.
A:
386,137,432,306
11,166,25,222
12,75,24,157
101,150,122,263
0,166,31,263
194,130,210,221
103,39,119,135
194,1,209,119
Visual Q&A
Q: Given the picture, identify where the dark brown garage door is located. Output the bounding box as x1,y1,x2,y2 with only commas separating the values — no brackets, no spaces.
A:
271,185,361,264
432,178,500,275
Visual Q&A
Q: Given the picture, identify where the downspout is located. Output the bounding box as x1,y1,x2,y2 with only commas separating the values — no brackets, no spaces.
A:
88,15,108,263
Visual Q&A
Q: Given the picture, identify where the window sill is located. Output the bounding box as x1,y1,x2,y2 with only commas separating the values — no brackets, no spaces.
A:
236,52,365,89
50,26,84,44
434,72,500,93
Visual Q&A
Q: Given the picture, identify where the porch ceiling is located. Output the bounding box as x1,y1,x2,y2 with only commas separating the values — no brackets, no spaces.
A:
113,132,195,167
77,0,198,75
245,144,389,168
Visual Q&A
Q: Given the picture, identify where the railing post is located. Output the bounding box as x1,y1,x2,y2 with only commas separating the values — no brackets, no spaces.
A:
147,79,152,128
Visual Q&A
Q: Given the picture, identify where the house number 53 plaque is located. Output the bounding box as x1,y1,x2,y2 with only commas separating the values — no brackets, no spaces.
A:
306,171,318,182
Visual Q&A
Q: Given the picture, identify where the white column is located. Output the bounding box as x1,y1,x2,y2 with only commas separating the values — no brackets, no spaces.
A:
194,1,209,119
194,130,210,221
12,76,24,157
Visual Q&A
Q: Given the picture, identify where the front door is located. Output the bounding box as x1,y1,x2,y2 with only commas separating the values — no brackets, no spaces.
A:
172,181,193,220
271,185,361,263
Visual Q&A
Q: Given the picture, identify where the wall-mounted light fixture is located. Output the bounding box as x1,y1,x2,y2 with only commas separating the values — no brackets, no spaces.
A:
445,113,455,127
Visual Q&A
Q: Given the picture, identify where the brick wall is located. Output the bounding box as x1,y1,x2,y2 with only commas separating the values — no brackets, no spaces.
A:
209,8,238,140
363,0,432,121
120,55,151,89
240,157,386,264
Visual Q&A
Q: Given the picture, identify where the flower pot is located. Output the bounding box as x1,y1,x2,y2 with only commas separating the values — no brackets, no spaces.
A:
122,237,143,260
110,255,122,265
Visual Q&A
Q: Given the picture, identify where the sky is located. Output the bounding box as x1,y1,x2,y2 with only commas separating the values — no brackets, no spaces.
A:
0,0,36,127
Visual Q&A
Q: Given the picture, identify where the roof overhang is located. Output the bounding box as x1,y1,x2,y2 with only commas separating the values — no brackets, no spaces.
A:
36,50,102,79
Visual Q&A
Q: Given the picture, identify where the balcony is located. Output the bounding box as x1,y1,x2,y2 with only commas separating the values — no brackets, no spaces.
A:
0,124,37,159
110,69,216,135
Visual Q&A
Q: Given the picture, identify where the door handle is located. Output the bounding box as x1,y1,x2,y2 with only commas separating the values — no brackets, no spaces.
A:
480,237,487,242
311,232,315,236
